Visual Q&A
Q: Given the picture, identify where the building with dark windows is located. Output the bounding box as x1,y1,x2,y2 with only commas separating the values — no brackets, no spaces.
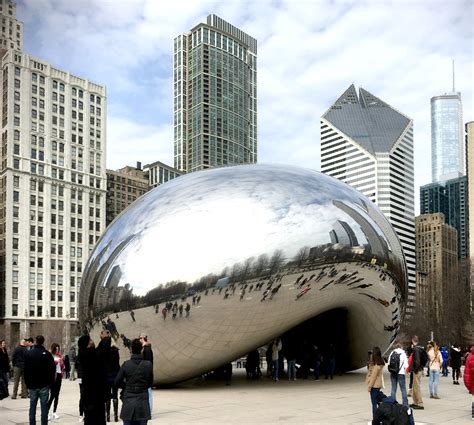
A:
431,91,464,182
415,213,458,336
320,84,415,310
174,14,257,173
0,0,106,347
420,175,468,259
106,164,149,226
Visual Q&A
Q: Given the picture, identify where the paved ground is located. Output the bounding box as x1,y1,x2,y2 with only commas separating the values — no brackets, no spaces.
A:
1,369,472,424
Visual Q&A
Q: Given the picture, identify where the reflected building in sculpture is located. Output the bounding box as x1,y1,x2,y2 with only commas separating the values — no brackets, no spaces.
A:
320,84,415,310
79,164,407,385
174,15,257,173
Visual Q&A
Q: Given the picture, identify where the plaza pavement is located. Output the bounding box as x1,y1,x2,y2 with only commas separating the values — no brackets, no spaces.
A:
0,368,472,424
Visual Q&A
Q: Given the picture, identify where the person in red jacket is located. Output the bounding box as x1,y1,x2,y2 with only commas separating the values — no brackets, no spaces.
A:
463,345,474,421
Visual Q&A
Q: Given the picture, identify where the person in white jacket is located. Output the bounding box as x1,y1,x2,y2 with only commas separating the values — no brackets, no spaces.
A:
388,340,409,407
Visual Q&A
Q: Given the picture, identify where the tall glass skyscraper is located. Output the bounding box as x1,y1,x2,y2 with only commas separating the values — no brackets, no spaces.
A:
431,92,464,182
174,15,257,173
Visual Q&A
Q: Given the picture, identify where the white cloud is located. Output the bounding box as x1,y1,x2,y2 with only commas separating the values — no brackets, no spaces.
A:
17,0,473,212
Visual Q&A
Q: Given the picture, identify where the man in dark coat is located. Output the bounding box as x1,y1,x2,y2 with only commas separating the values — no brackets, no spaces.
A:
11,338,28,399
78,335,107,425
24,335,56,425
115,338,153,425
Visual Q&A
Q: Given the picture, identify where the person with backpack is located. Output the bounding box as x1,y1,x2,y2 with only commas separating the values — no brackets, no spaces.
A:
463,345,474,421
387,340,409,406
366,346,385,420
427,341,443,399
409,335,427,410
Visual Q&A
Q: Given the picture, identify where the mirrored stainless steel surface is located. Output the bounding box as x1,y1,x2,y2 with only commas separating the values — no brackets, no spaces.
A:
79,164,407,384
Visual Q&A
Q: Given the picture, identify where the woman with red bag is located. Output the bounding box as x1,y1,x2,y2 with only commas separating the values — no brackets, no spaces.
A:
48,343,65,420
463,345,474,421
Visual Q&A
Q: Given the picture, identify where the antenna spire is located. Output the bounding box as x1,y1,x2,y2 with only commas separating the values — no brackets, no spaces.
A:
452,59,455,92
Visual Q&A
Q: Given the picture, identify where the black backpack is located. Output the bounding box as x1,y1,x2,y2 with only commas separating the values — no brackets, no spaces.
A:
388,351,401,374
391,403,413,425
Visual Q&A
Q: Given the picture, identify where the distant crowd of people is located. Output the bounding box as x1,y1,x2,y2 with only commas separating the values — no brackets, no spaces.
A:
365,335,474,423
0,331,154,425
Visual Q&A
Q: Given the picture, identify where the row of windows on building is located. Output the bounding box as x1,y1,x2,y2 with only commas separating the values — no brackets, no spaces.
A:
11,304,76,319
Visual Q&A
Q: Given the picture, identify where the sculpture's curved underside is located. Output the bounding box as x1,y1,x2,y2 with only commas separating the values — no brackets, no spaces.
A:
79,164,407,384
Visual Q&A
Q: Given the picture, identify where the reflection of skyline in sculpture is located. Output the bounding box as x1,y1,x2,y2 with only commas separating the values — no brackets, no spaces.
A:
330,220,359,247
79,164,407,384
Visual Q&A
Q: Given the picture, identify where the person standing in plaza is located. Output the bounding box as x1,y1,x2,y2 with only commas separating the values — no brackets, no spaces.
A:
324,343,336,380
285,343,296,381
440,345,449,377
427,341,443,399
387,340,409,406
115,338,153,425
78,334,107,425
271,338,282,381
409,335,426,410
450,343,462,385
0,339,10,395
69,346,78,381
47,343,65,420
140,334,154,416
24,335,56,425
11,338,28,399
365,346,385,421
463,345,474,421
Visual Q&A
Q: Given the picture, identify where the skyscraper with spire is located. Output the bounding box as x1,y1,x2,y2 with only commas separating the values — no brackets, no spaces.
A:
320,84,415,309
431,63,464,182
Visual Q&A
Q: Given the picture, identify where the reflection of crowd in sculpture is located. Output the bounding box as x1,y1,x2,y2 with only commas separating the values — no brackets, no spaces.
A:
156,301,192,321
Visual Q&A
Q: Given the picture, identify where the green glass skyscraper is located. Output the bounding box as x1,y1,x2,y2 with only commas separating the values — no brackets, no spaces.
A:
174,15,257,173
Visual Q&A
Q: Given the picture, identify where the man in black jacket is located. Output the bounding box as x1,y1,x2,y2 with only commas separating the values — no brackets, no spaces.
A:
24,335,56,425
11,338,28,399
115,338,153,424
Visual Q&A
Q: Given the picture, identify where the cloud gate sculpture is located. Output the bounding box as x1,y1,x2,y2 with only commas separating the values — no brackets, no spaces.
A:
79,164,407,385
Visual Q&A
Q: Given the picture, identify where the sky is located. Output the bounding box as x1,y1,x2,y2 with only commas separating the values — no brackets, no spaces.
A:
17,0,473,214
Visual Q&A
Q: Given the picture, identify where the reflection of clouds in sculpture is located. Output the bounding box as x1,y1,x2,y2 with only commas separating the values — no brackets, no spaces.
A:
80,164,407,385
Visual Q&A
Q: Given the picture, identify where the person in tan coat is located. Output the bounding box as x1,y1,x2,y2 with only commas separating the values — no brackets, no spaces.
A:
366,346,385,421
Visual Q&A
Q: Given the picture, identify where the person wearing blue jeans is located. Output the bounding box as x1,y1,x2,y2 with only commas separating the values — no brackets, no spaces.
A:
366,346,385,421
287,359,296,380
388,341,409,406
23,336,55,425
428,342,443,399
29,386,50,425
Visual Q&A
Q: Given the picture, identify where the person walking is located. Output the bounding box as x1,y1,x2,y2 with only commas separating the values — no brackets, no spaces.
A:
409,335,427,410
115,338,153,425
69,346,77,381
387,340,409,406
366,346,385,421
47,343,65,420
271,338,282,381
450,343,462,385
427,341,443,399
78,335,107,425
0,339,10,398
64,354,71,380
140,334,154,417
463,345,474,421
24,335,56,425
11,338,28,399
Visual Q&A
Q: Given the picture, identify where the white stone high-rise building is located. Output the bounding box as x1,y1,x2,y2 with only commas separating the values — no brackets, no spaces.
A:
320,84,415,309
0,1,106,346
